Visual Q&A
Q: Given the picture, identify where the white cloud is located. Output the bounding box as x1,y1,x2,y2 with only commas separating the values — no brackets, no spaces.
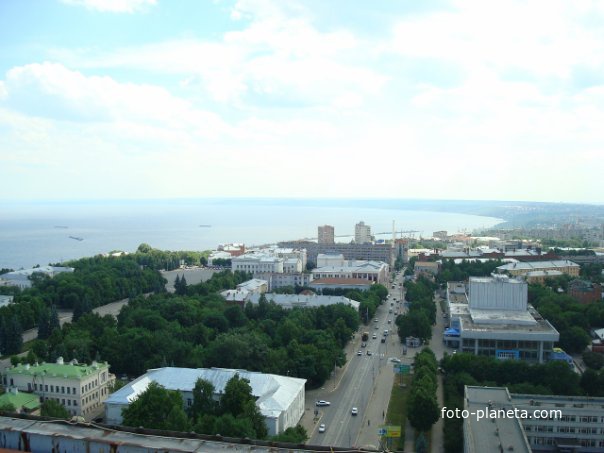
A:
2,62,228,137
60,0,156,13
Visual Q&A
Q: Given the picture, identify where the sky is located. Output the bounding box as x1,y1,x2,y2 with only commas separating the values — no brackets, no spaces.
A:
0,0,603,203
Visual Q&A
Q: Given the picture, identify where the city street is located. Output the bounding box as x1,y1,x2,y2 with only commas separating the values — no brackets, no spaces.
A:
306,270,408,449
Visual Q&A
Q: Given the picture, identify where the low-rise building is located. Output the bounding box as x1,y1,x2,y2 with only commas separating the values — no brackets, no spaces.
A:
254,272,313,291
311,260,389,285
220,279,268,304
2,357,115,418
309,278,374,292
414,261,440,276
104,367,306,436
0,388,40,415
232,253,284,274
0,266,74,289
247,293,360,311
464,386,604,453
496,260,580,279
569,279,603,304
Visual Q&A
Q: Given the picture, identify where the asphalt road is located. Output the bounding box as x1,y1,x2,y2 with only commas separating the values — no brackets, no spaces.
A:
308,271,407,449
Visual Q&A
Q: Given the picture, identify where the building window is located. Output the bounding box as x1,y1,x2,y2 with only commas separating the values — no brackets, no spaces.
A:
73,387,76,394
45,385,48,392
61,386,65,394
67,387,70,394
50,385,54,392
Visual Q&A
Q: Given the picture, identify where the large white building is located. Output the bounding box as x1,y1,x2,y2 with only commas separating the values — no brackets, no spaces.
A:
2,357,115,418
464,386,604,453
104,367,306,436
445,275,559,363
312,260,389,285
231,248,307,276
355,221,372,244
232,253,284,274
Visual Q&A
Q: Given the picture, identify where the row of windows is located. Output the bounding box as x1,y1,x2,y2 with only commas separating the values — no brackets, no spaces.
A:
530,437,604,448
41,396,77,407
32,383,77,395
526,425,602,434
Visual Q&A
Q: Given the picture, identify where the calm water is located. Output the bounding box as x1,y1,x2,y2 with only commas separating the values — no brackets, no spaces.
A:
0,199,504,269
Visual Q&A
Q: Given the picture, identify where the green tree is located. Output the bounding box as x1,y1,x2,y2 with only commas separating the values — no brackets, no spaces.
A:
220,374,254,416
3,315,23,355
41,399,70,419
49,305,61,334
408,386,439,433
0,402,17,413
190,378,217,419
121,382,189,431
271,425,308,443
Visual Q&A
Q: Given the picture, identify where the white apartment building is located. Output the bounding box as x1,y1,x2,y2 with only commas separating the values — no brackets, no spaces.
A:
355,221,372,244
2,357,115,418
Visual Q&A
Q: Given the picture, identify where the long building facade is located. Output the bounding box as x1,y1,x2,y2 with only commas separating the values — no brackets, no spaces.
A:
105,367,306,436
2,358,115,418
464,386,604,453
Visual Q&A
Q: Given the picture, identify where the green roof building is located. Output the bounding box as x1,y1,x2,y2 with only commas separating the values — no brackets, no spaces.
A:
2,357,115,419
0,388,41,415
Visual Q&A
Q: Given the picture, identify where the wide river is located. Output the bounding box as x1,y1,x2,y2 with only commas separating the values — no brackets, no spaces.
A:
0,199,503,269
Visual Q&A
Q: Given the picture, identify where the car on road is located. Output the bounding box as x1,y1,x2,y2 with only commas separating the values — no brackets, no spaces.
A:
351,407,358,416
367,350,373,356
319,423,326,433
390,357,401,363
374,325,379,330
315,400,331,407
357,350,363,356
361,342,367,348
381,338,386,343
388,319,392,324
374,318,379,323
372,333,377,339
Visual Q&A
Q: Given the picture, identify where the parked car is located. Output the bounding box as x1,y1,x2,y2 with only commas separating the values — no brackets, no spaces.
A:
357,350,362,356
315,400,331,407
319,423,326,433
351,407,358,416
390,357,401,363
372,333,377,339
367,350,373,356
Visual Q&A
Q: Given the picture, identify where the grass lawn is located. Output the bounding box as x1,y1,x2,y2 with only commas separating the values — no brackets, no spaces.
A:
385,373,411,451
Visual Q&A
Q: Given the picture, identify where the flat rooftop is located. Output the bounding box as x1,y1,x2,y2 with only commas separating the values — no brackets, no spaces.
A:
464,386,531,453
451,304,559,340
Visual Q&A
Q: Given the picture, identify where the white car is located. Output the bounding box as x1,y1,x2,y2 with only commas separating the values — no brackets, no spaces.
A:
319,423,326,433
315,400,331,407
372,333,377,339
357,350,362,356
390,357,402,363
351,407,358,416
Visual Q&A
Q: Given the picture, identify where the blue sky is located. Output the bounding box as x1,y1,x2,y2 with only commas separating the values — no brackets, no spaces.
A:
1,0,603,203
